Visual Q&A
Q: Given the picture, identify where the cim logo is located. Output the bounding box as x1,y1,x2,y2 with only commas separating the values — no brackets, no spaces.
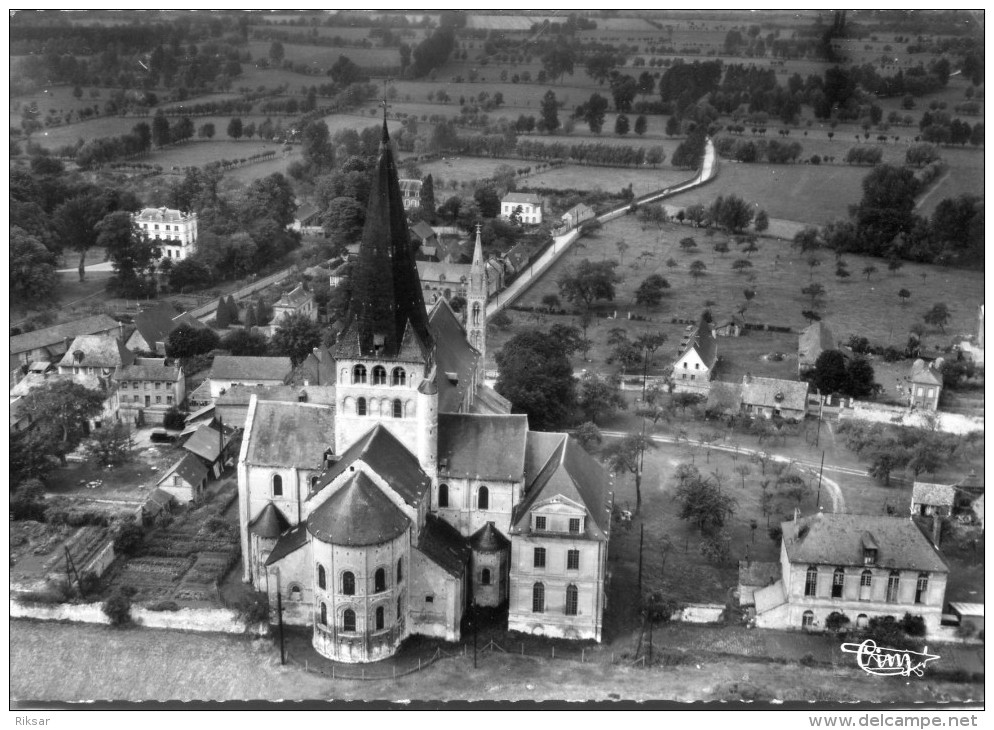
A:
841,640,940,678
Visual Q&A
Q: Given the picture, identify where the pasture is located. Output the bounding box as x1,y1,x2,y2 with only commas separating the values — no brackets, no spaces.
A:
521,164,692,197
247,40,400,70
142,138,283,169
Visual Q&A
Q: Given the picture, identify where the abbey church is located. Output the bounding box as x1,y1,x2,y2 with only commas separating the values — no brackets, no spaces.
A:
237,120,613,664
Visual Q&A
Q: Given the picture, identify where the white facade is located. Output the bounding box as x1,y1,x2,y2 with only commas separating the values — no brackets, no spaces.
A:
500,195,543,225
134,207,199,261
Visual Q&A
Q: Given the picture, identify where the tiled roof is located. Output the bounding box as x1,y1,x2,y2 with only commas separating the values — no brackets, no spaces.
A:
182,423,235,463
132,301,203,351
211,355,292,382
156,452,209,487
741,376,808,412
910,359,943,386
266,523,309,565
218,384,336,407
680,313,717,369
502,192,541,205
58,335,135,371
798,321,835,367
10,314,120,355
469,384,513,415
428,299,480,413
307,471,410,546
245,400,335,469
312,423,430,506
911,481,956,507
470,521,511,553
781,514,948,572
135,206,192,223
437,413,528,480
418,514,471,578
250,502,291,539
949,602,984,617
114,359,182,382
276,284,312,309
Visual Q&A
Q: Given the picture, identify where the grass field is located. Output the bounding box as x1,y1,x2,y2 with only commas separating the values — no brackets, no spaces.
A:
521,164,692,197
142,138,284,169
248,40,400,70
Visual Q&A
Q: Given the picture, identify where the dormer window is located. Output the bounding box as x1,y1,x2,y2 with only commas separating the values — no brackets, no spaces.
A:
569,517,581,534
863,548,877,565
534,516,546,531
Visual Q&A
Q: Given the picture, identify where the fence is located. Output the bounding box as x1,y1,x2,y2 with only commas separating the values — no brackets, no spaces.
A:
286,646,456,681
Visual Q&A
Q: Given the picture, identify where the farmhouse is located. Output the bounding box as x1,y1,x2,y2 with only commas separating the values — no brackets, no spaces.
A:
752,514,948,635
10,314,123,367
133,206,198,261
291,204,323,235
798,321,835,375
272,284,317,323
908,359,943,411
209,356,293,399
740,374,809,421
126,301,207,355
501,192,543,225
672,313,717,395
58,334,135,379
113,357,185,425
237,121,611,664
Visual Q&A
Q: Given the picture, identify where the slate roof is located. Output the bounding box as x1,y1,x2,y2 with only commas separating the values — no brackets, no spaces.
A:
411,221,436,241
185,403,216,424
910,359,943,386
276,285,312,309
469,385,513,415
135,206,192,223
218,384,337,407
437,413,528,481
113,359,182,382
10,314,120,355
311,423,430,506
428,299,480,413
524,431,565,486
418,513,471,578
470,522,511,553
512,435,611,540
741,376,809,412
738,560,781,588
266,523,309,565
502,192,541,205
58,335,135,371
417,261,471,284
912,481,956,508
143,488,175,516
295,204,320,224
131,301,190,350
798,321,835,368
211,355,292,382
156,452,209,487
245,401,335,469
781,514,948,572
250,502,291,539
307,471,410,546
182,423,235,463
679,313,717,369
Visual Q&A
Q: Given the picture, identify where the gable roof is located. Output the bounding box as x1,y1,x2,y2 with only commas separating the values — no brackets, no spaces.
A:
135,206,191,223
417,261,472,284
524,431,565,485
411,221,436,241
798,321,835,367
912,481,956,508
437,413,528,481
469,384,513,415
910,359,943,386
428,299,480,413
266,523,309,565
562,203,594,219
58,335,135,370
418,513,471,578
245,400,335,469
741,376,809,412
131,302,183,350
312,423,430,506
156,452,209,487
114,359,182,382
678,313,717,369
182,423,235,463
781,514,948,573
307,471,410,546
470,521,511,553
211,355,292,382
754,579,787,614
250,502,291,539
512,435,611,540
275,284,312,309
10,314,120,356
502,192,541,205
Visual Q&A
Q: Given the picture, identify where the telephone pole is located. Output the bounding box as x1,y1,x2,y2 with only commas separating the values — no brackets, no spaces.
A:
815,451,825,511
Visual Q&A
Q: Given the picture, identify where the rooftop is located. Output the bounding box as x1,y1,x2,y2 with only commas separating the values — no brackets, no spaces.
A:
10,314,121,355
245,400,336,469
798,321,835,367
135,206,193,223
211,355,292,383
428,299,480,413
156,452,209,487
741,375,809,412
307,471,410,546
502,192,541,205
437,413,528,481
114,359,182,382
58,335,135,371
910,358,943,386
418,514,471,578
912,481,956,507
250,502,291,539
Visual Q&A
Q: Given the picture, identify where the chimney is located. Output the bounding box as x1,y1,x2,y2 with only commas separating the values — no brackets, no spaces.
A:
932,515,942,547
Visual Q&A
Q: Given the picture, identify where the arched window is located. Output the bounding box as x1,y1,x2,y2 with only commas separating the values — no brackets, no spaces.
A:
472,302,481,326
289,584,302,602
317,564,326,590
397,596,403,620
438,483,449,508
856,613,869,629
320,602,327,625
804,566,818,597
357,397,367,416
272,474,283,497
343,608,356,632
393,399,403,418
859,570,873,601
481,568,491,585
375,605,385,630
396,557,403,584
342,571,356,595
832,567,845,598
886,571,901,603
392,367,406,386
352,364,367,384
915,572,929,604
565,584,579,616
372,365,387,385
532,582,545,613
802,610,814,630
478,486,489,510
374,568,386,593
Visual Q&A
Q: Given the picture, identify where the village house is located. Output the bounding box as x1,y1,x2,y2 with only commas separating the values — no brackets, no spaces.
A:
113,357,185,426
798,321,835,375
236,121,611,664
125,300,206,356
910,481,956,518
560,203,595,230
501,192,543,225
410,221,438,258
707,375,809,421
908,358,943,411
208,356,293,399
272,284,317,323
298,346,337,386
58,334,135,380
156,453,210,503
10,314,124,369
216,384,336,429
749,514,948,635
672,313,718,395
291,204,323,236
398,178,423,210
133,206,198,261
181,420,241,479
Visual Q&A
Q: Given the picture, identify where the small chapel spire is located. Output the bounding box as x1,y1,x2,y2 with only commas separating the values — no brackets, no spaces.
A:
472,222,484,267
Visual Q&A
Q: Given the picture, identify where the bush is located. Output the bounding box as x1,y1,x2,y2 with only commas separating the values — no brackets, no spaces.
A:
163,408,186,430
11,479,47,522
77,570,101,597
800,653,818,667
147,600,181,612
103,592,132,626
113,521,145,556
236,593,271,624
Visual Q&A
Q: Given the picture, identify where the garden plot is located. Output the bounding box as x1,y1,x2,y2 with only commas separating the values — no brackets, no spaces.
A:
10,521,114,591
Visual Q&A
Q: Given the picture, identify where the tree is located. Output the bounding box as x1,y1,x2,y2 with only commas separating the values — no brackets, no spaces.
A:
541,42,575,84
801,283,825,306
574,422,603,453
322,197,366,245
10,226,58,304
20,380,105,465
754,209,769,232
215,298,233,329
734,464,752,490
582,93,609,133
794,227,820,253
665,115,681,137
242,173,297,229
603,433,654,514
679,237,698,253
898,288,911,305
557,259,621,312
923,303,951,333
166,324,220,359
675,475,737,536
473,187,501,219
151,110,170,148
540,90,560,133
11,479,47,522
846,357,877,398
806,256,822,279
634,115,647,136
269,40,285,64
851,164,921,256
54,193,108,282
835,262,850,281
825,612,852,634
103,591,133,627
809,350,849,395
97,211,161,298
862,265,877,281
495,330,576,431
635,274,669,311
709,195,754,232
198,122,216,139
270,311,322,367
300,120,335,173
227,117,243,140
419,174,436,219
86,423,132,466
732,258,753,275
577,373,626,425
689,260,707,279
614,114,630,136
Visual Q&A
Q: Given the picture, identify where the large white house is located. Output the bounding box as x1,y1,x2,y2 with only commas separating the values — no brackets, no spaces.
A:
500,192,543,225
134,207,198,260
237,121,612,664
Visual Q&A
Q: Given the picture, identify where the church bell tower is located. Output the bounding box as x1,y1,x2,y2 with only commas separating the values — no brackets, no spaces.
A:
466,224,487,374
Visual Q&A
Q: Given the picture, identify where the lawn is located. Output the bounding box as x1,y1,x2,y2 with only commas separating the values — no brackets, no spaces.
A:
10,85,122,127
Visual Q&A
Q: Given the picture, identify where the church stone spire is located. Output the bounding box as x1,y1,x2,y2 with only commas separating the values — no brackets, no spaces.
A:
466,223,487,371
335,120,433,359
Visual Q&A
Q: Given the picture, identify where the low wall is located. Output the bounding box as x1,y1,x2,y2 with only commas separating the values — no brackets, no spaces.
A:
839,402,984,434
677,603,725,624
10,598,269,636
